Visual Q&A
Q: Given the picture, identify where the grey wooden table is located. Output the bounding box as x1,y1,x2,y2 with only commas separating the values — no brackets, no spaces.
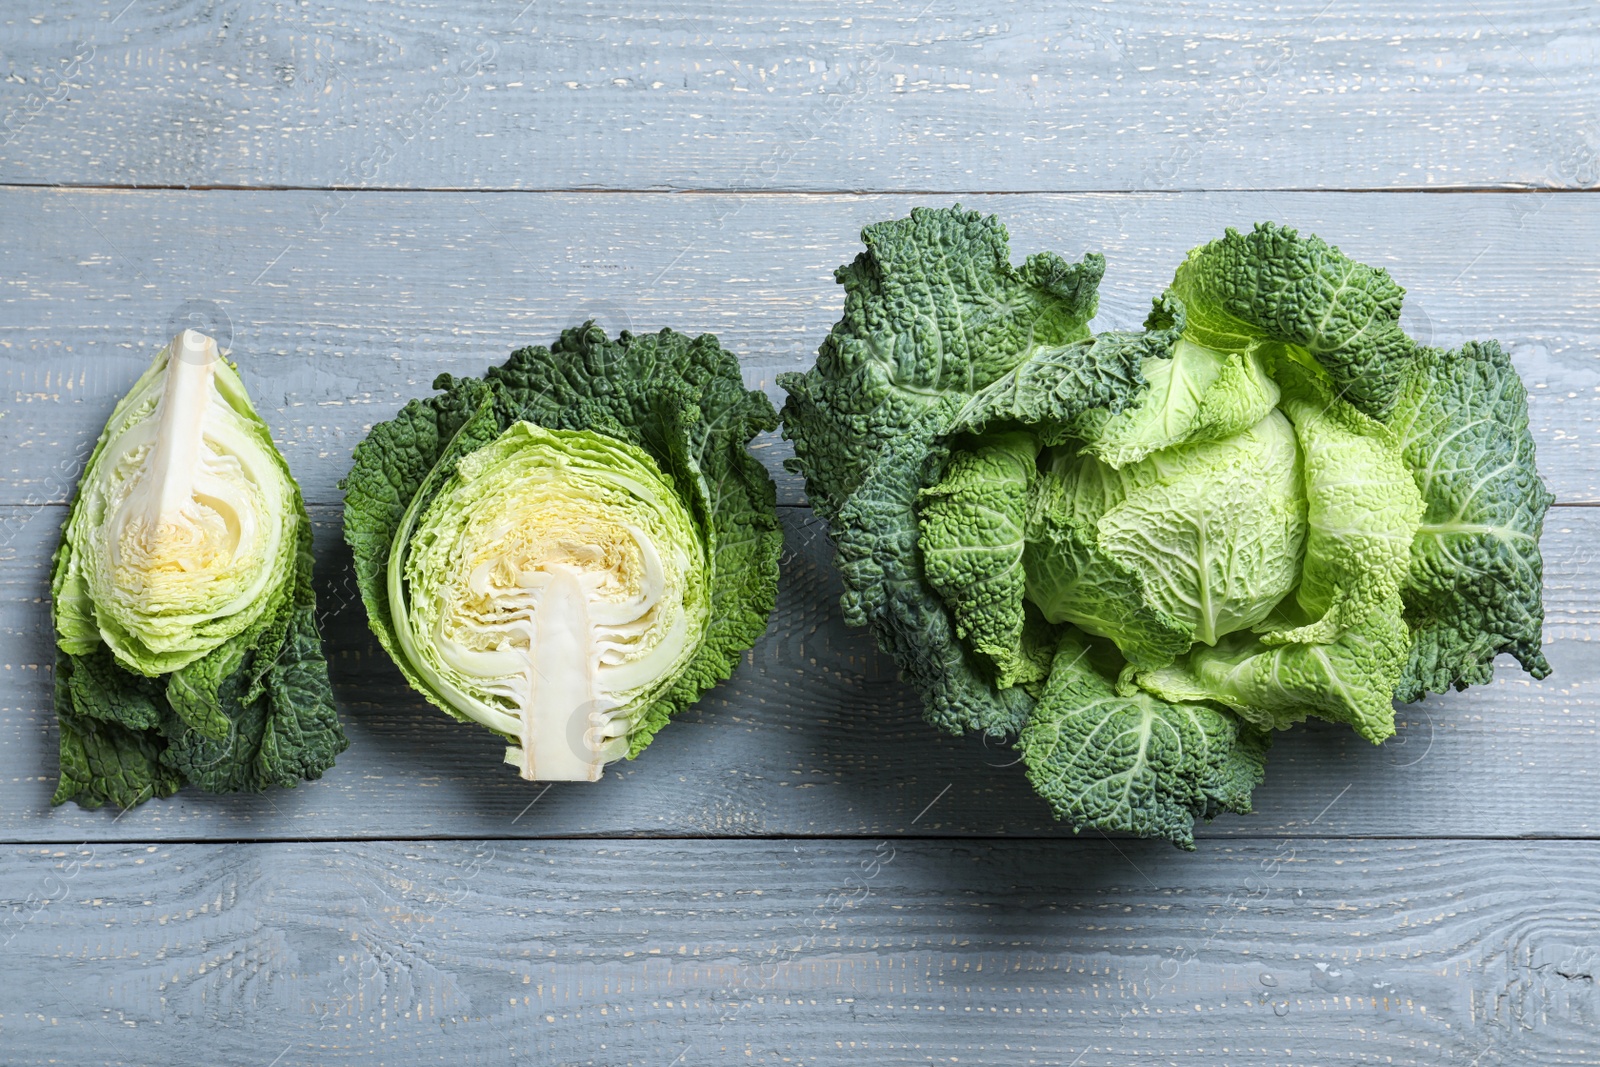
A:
2,3,1598,1064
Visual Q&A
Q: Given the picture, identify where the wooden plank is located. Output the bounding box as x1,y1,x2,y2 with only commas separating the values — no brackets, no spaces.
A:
3,1,1598,192
2,501,1594,844
2,188,1598,508
2,838,1596,1065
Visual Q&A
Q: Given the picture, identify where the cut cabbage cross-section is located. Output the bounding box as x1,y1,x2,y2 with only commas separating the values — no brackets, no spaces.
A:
61,330,297,676
391,423,709,781
50,329,347,810
344,325,783,788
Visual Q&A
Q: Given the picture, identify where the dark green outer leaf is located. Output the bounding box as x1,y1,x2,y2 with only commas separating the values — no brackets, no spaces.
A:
779,205,1105,521
831,328,1154,739
159,510,348,792
339,374,504,703
51,648,181,810
948,297,1178,443
1018,635,1269,850
918,433,1039,689
778,206,1127,740
1170,222,1416,417
835,413,1036,737
1387,340,1554,699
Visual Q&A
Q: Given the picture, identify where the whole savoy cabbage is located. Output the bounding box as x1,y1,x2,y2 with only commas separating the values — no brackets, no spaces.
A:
780,207,1552,847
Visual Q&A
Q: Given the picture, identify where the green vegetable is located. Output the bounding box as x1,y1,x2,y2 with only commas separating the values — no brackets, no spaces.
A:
342,325,781,781
51,331,347,809
781,208,1553,847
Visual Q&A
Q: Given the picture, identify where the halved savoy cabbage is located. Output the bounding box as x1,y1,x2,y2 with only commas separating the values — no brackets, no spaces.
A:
342,325,781,781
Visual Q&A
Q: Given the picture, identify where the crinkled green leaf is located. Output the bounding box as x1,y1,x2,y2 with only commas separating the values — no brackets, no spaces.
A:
1023,457,1194,671
341,378,506,727
339,374,504,695
947,325,1155,445
781,207,1138,738
1095,410,1307,647
1387,340,1554,699
51,644,179,809
57,644,164,733
1073,297,1280,468
1265,359,1423,647
1025,410,1306,656
160,519,347,792
834,415,1036,736
780,205,1104,520
832,327,1155,737
1140,593,1412,744
52,685,181,810
1170,222,1416,417
1019,634,1269,850
918,432,1039,688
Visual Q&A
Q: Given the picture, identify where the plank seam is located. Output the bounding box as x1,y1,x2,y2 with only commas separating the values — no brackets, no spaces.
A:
4,182,1600,195
3,832,1597,847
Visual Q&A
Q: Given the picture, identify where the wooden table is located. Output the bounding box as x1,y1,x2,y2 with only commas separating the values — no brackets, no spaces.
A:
3,3,1597,1064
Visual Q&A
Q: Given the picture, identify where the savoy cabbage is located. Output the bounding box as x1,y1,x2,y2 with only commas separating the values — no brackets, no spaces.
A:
781,207,1552,847
342,325,781,781
51,331,347,809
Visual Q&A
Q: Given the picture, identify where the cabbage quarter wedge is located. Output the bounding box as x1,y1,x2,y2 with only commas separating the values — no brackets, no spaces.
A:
51,331,347,809
342,325,781,782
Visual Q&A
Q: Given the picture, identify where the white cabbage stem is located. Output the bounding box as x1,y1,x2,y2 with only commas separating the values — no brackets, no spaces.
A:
497,523,669,780
522,566,606,780
147,330,218,520
112,330,237,583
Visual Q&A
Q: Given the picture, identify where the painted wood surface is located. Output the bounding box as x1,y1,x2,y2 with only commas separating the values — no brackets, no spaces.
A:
3,188,1599,508
3,1,1598,192
4,1,1600,1063
4,838,1598,1066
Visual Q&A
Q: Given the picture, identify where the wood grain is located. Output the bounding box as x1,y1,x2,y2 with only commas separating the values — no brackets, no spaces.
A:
5,5,1599,1061
3,1,1598,192
2,501,1593,844
2,187,1598,509
2,838,1597,1065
